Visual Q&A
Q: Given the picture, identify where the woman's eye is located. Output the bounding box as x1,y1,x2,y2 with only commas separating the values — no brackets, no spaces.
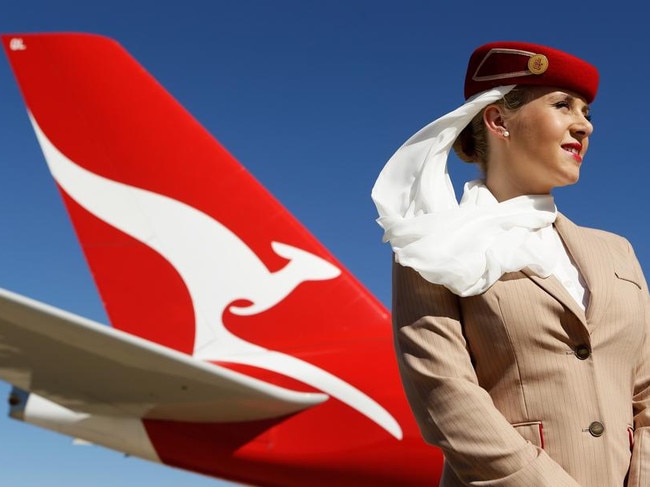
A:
553,98,591,122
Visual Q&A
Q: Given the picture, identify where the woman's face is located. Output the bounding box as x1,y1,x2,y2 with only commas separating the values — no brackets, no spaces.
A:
494,87,593,197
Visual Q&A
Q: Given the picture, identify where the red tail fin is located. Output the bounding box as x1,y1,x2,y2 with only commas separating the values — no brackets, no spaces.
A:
2,33,446,485
2,32,388,353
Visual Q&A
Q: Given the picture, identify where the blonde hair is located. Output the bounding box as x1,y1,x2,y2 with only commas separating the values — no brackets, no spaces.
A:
452,87,533,172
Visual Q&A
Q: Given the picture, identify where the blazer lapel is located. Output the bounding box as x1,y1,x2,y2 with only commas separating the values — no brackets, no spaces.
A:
553,213,613,330
520,267,588,328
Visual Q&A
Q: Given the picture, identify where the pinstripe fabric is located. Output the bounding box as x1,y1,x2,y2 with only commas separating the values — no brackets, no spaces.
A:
393,214,650,486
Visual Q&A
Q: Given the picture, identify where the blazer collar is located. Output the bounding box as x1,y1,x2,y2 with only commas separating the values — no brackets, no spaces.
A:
521,213,613,330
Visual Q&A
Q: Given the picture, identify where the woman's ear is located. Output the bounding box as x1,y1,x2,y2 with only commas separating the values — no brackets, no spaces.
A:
483,105,509,139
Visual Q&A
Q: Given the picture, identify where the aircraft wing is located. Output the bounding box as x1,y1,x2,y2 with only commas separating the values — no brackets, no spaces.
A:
0,286,328,422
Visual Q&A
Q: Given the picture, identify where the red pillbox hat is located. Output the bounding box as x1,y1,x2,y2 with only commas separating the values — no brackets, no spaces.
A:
464,41,599,103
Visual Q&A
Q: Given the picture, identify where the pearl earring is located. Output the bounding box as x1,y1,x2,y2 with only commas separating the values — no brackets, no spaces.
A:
502,130,510,137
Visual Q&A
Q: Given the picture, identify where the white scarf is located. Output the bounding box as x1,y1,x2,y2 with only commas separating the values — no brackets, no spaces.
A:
371,86,558,297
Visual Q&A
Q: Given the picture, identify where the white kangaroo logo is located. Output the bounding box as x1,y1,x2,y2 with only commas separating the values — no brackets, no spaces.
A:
228,241,340,317
29,113,402,439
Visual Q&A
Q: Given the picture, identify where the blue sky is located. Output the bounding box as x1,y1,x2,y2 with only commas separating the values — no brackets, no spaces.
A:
0,1,648,486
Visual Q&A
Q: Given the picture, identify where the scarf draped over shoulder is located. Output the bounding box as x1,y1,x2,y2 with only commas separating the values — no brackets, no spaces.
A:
371,86,558,297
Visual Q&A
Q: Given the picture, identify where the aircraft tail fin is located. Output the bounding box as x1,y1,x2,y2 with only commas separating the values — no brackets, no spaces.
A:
2,33,402,441
1,33,389,357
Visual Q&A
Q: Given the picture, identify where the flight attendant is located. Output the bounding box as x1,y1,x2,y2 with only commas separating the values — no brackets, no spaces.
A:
372,42,650,486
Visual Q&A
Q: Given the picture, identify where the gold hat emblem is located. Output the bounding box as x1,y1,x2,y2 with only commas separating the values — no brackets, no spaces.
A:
528,54,549,75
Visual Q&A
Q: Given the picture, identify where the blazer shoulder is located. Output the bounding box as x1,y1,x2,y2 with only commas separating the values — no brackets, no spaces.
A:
559,213,633,251
580,225,632,248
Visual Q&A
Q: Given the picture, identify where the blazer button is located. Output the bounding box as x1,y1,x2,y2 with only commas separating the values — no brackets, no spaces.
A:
575,345,591,360
589,421,605,437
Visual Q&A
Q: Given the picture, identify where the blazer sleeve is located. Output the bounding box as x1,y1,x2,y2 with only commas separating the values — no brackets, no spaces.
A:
392,262,581,486
625,242,650,487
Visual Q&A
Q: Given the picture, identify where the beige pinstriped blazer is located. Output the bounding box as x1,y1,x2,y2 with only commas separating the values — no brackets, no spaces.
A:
393,214,650,486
